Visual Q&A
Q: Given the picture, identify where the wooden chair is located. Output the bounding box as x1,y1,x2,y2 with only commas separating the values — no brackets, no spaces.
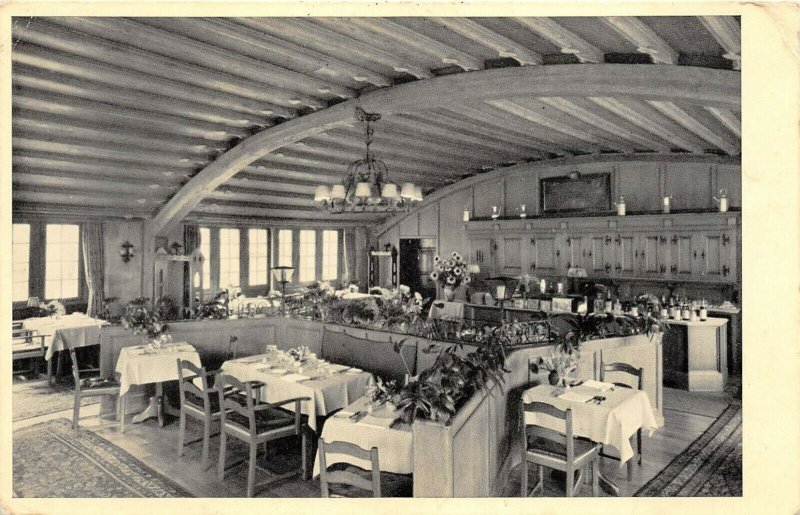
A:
521,400,601,497
69,347,121,430
216,374,310,497
317,439,414,498
599,361,644,479
12,326,47,378
176,359,223,468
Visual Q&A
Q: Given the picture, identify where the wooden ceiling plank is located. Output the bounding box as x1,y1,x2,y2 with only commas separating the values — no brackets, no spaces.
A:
647,100,739,155
223,178,317,196
602,17,678,64
13,173,175,198
239,18,433,79
705,107,741,138
320,17,483,71
193,202,387,222
47,17,336,107
13,202,152,220
129,17,354,100
514,17,604,63
14,168,183,190
13,190,161,210
486,99,630,153
13,137,204,169
211,18,392,87
699,16,741,70
13,22,297,117
148,64,740,236
241,164,443,189
13,115,225,156
588,96,706,152
207,190,315,207
433,17,543,65
538,96,672,152
14,68,272,128
13,153,191,181
13,93,246,141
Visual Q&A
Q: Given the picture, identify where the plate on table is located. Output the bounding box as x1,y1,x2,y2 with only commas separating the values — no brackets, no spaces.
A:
269,368,288,375
345,368,363,374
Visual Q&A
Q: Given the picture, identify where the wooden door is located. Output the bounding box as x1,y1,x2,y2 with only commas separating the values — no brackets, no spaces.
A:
469,237,494,274
614,234,637,277
500,236,522,275
694,231,736,282
584,235,608,275
564,235,583,271
640,234,668,278
669,233,694,277
530,233,559,274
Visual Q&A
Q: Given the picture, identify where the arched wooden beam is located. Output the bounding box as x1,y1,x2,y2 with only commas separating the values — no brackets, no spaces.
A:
147,64,739,238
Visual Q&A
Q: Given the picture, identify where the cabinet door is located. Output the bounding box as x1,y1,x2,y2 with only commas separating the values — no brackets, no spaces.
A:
614,234,637,277
640,234,668,278
564,235,583,271
585,235,608,275
500,236,522,274
695,231,736,282
669,233,694,277
530,234,559,273
470,237,494,273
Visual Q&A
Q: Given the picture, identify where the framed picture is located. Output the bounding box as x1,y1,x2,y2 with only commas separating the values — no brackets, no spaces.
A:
540,173,612,214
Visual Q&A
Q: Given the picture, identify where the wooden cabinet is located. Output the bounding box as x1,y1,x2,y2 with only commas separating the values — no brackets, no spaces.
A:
614,234,637,277
529,233,559,274
693,230,736,282
499,236,522,275
639,233,669,278
469,237,495,274
563,235,584,270
669,233,694,277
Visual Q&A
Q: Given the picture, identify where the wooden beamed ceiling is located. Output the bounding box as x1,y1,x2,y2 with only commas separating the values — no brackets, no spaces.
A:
10,16,741,225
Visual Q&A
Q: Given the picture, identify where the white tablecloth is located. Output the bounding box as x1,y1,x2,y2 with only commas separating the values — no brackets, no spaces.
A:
312,396,412,477
522,383,660,464
221,354,374,432
115,343,201,395
22,313,108,360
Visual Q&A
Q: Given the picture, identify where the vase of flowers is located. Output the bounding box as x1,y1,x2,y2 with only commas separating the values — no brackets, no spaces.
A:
40,299,66,318
121,297,168,344
430,252,471,301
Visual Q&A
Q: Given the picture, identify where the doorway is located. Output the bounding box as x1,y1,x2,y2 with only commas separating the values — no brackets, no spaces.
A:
399,238,437,301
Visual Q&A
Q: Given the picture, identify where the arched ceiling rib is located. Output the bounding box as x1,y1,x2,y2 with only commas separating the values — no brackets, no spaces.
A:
10,16,741,228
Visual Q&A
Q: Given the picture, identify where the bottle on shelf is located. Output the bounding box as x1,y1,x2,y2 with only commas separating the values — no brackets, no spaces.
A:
699,299,708,321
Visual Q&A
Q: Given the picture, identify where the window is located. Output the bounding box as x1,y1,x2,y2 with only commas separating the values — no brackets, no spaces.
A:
219,228,240,289
248,229,268,285
12,224,31,302
322,230,338,281
299,230,316,282
198,227,211,290
45,224,80,299
278,229,292,267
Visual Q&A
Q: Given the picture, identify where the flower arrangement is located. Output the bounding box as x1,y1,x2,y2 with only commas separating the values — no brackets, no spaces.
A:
532,348,579,378
287,345,313,363
40,299,66,318
366,376,398,406
121,297,167,340
430,252,470,289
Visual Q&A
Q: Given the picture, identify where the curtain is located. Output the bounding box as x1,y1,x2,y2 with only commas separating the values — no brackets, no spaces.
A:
81,222,105,318
344,228,357,285
183,224,200,307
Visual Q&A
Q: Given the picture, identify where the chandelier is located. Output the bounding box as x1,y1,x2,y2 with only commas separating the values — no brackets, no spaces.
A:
314,107,422,213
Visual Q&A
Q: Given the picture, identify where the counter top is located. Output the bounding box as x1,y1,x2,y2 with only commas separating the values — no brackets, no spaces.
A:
663,317,728,328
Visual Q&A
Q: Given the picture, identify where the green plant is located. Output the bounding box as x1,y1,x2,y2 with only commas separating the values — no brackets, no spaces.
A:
121,297,167,339
430,252,471,289
193,290,230,320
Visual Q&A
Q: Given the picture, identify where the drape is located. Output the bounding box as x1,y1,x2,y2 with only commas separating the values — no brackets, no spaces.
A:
343,228,357,286
183,224,200,307
81,222,105,318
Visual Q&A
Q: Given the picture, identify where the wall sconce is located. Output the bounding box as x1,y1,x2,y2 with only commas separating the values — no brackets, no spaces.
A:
568,171,581,181
119,241,135,263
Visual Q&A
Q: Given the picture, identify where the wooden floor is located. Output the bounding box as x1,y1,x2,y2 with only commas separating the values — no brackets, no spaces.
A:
13,385,735,498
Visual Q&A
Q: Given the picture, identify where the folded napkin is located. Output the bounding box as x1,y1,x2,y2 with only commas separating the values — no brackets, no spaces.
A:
582,380,615,392
558,390,597,403
358,415,396,428
282,373,311,382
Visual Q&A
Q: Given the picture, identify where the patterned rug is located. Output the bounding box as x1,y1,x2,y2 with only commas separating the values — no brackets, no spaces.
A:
13,419,192,497
635,403,742,496
13,378,98,422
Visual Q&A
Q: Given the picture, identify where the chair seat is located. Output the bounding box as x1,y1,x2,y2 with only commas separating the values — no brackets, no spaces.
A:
325,463,413,498
226,406,304,434
80,377,121,390
12,341,43,353
526,426,599,462
185,391,222,414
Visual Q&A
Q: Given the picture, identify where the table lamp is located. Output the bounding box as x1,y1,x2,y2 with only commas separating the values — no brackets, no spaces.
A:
272,266,294,315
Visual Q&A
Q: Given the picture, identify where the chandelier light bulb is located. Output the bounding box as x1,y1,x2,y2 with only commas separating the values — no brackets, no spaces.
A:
314,185,331,202
330,184,346,200
400,182,416,199
354,182,372,198
381,182,399,199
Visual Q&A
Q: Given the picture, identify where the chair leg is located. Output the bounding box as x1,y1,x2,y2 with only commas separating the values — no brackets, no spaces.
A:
627,458,634,481
301,429,308,480
520,451,528,497
72,393,81,430
566,465,574,498
247,441,257,497
47,358,54,386
201,417,211,468
637,429,643,465
217,429,228,481
177,409,186,457
592,458,600,497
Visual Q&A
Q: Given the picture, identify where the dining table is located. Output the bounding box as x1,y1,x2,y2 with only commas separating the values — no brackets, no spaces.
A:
220,349,374,433
312,395,412,477
521,380,660,495
22,313,109,384
114,342,202,431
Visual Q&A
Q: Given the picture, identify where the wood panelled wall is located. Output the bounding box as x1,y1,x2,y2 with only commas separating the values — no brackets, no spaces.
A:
376,155,741,287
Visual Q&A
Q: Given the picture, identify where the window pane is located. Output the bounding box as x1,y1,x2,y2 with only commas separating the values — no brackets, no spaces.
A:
219,228,240,289
249,229,268,285
45,224,80,299
299,230,316,283
278,230,292,268
322,230,338,281
12,224,31,302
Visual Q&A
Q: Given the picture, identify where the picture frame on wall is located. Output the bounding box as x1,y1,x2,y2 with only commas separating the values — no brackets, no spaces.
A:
540,173,612,214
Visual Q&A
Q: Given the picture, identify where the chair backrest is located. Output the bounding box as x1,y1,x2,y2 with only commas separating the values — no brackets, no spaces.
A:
216,374,256,433
318,438,381,498
522,400,576,462
599,362,643,390
177,359,211,410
